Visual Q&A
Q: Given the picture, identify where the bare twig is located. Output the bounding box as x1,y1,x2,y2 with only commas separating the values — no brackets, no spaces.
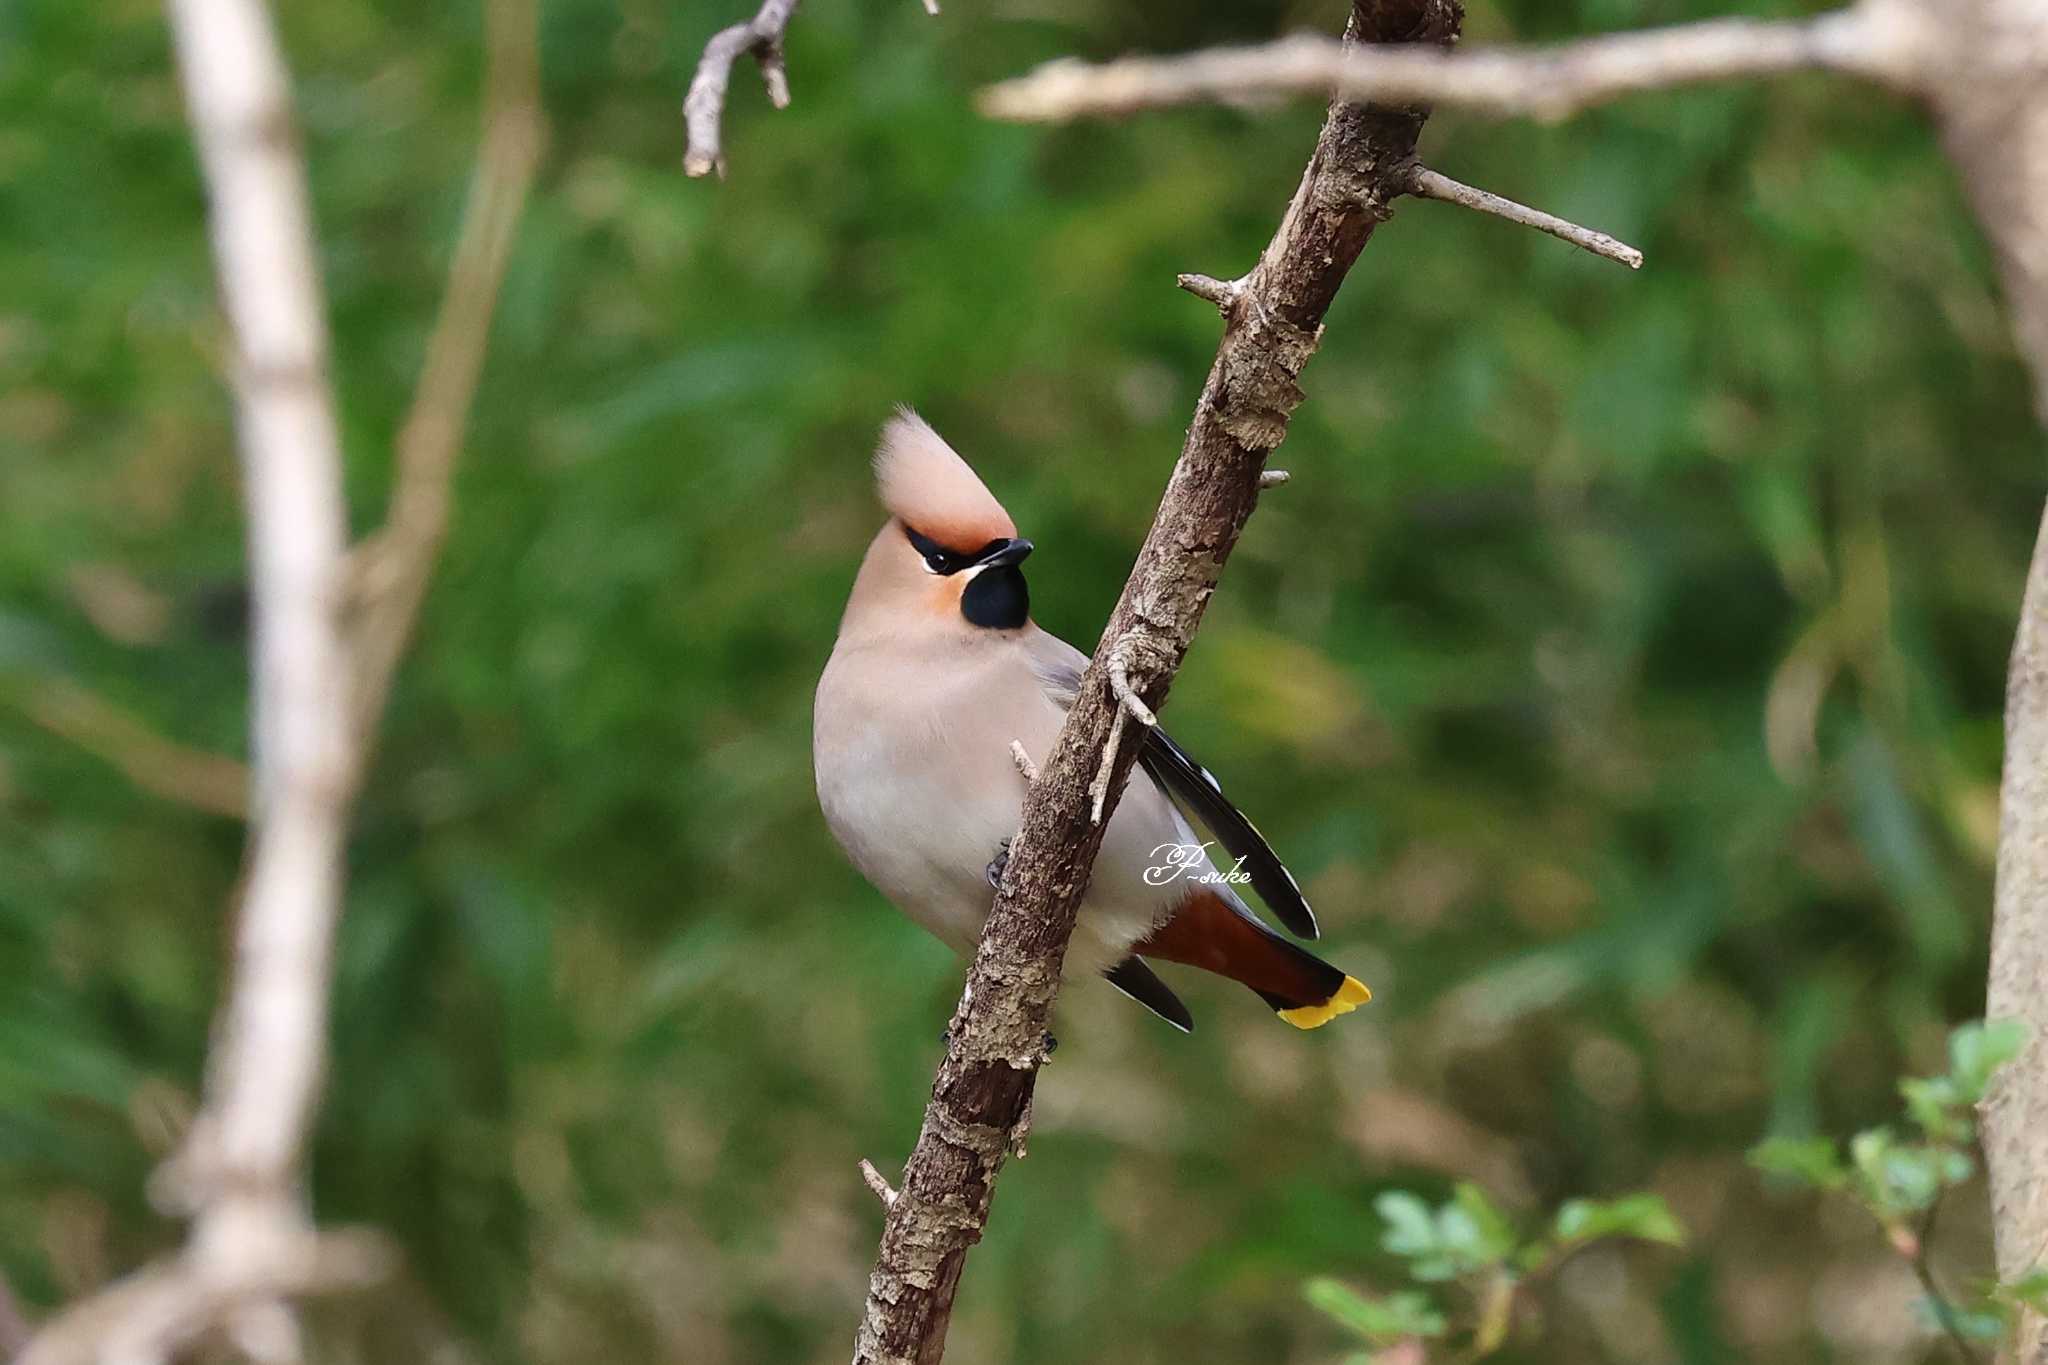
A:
1092,632,1162,824
1106,632,1161,730
980,1,1931,123
348,0,543,741
1403,164,1642,269
850,4,1464,1361
1905,1199,1983,1365
1177,271,1244,313
1088,704,1128,826
1009,739,1039,783
19,680,251,818
857,1159,900,1208
683,0,802,177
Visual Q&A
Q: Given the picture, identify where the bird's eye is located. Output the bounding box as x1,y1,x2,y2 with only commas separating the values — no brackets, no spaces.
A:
925,552,949,573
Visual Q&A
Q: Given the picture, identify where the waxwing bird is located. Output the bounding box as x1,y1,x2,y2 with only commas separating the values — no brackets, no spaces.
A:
813,409,1370,1032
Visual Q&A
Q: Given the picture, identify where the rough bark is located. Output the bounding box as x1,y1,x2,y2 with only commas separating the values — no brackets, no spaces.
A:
849,4,1463,1363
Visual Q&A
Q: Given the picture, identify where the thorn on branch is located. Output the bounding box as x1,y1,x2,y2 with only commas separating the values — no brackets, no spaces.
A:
859,1158,900,1208
1402,163,1643,269
683,0,804,178
1107,634,1161,731
1009,739,1039,783
1177,271,1245,313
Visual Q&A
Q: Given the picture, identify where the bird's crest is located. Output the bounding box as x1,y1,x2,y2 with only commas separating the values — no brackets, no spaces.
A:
873,408,1016,551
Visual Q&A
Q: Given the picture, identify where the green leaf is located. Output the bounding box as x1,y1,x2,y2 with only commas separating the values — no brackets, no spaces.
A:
1850,1129,1946,1214
1997,1268,2048,1314
1552,1193,1686,1249
1749,1136,1848,1189
1376,1191,1440,1261
1899,1076,1967,1142
1448,1183,1520,1267
1303,1279,1447,1344
1949,1020,2027,1103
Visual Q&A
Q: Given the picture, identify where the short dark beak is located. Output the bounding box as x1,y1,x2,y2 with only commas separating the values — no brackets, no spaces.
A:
978,538,1034,569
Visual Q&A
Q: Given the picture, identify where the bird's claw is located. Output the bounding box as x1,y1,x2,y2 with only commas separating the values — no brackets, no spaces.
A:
985,837,1012,890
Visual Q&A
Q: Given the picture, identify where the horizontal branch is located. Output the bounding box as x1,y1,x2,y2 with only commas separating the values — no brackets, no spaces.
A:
1404,164,1641,268
980,0,1929,125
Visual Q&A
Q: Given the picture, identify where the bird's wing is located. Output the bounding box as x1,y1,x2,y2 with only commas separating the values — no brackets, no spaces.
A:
1021,627,1320,941
1105,957,1193,1032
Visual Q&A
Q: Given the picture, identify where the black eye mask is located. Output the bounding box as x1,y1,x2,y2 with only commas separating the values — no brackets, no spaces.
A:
904,526,1032,630
905,526,1009,576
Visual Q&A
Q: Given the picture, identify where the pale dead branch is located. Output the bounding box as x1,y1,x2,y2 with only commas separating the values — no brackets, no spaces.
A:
18,0,542,1358
979,1,1931,124
683,0,803,177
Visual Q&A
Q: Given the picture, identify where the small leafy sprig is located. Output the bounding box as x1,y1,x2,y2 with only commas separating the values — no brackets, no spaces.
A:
1749,1019,2034,1362
1305,1184,1684,1362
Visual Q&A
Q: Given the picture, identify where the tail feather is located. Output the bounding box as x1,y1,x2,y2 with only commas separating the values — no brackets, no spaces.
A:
1134,891,1370,1030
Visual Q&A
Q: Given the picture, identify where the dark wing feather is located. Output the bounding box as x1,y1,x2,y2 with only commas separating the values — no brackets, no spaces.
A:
1138,727,1319,941
1023,625,1319,941
1106,957,1194,1032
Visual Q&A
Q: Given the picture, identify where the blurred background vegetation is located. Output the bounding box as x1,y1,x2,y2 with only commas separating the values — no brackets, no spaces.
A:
1,0,2041,1359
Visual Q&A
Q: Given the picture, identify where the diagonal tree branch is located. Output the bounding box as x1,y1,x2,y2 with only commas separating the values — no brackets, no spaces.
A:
348,0,544,743
988,1,2048,1358
849,4,1468,1362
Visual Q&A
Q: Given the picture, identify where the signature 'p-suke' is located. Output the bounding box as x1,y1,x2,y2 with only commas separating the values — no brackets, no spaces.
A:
812,409,1369,1032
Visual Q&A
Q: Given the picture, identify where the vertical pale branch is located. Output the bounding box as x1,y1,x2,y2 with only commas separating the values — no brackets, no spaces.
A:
17,0,542,1359
162,0,356,1260
1910,10,2048,1360
849,4,1464,1362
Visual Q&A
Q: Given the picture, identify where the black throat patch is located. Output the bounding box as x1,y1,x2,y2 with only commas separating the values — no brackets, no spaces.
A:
961,565,1029,630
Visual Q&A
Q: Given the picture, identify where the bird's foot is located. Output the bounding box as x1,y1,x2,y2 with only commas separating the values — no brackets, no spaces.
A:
985,837,1012,890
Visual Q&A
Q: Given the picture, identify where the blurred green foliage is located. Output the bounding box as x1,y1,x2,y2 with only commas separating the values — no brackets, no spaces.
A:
1748,1020,2029,1358
1308,1181,1682,1358
0,0,2041,1360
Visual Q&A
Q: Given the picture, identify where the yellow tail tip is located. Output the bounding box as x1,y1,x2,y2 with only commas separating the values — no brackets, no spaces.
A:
1277,976,1372,1030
